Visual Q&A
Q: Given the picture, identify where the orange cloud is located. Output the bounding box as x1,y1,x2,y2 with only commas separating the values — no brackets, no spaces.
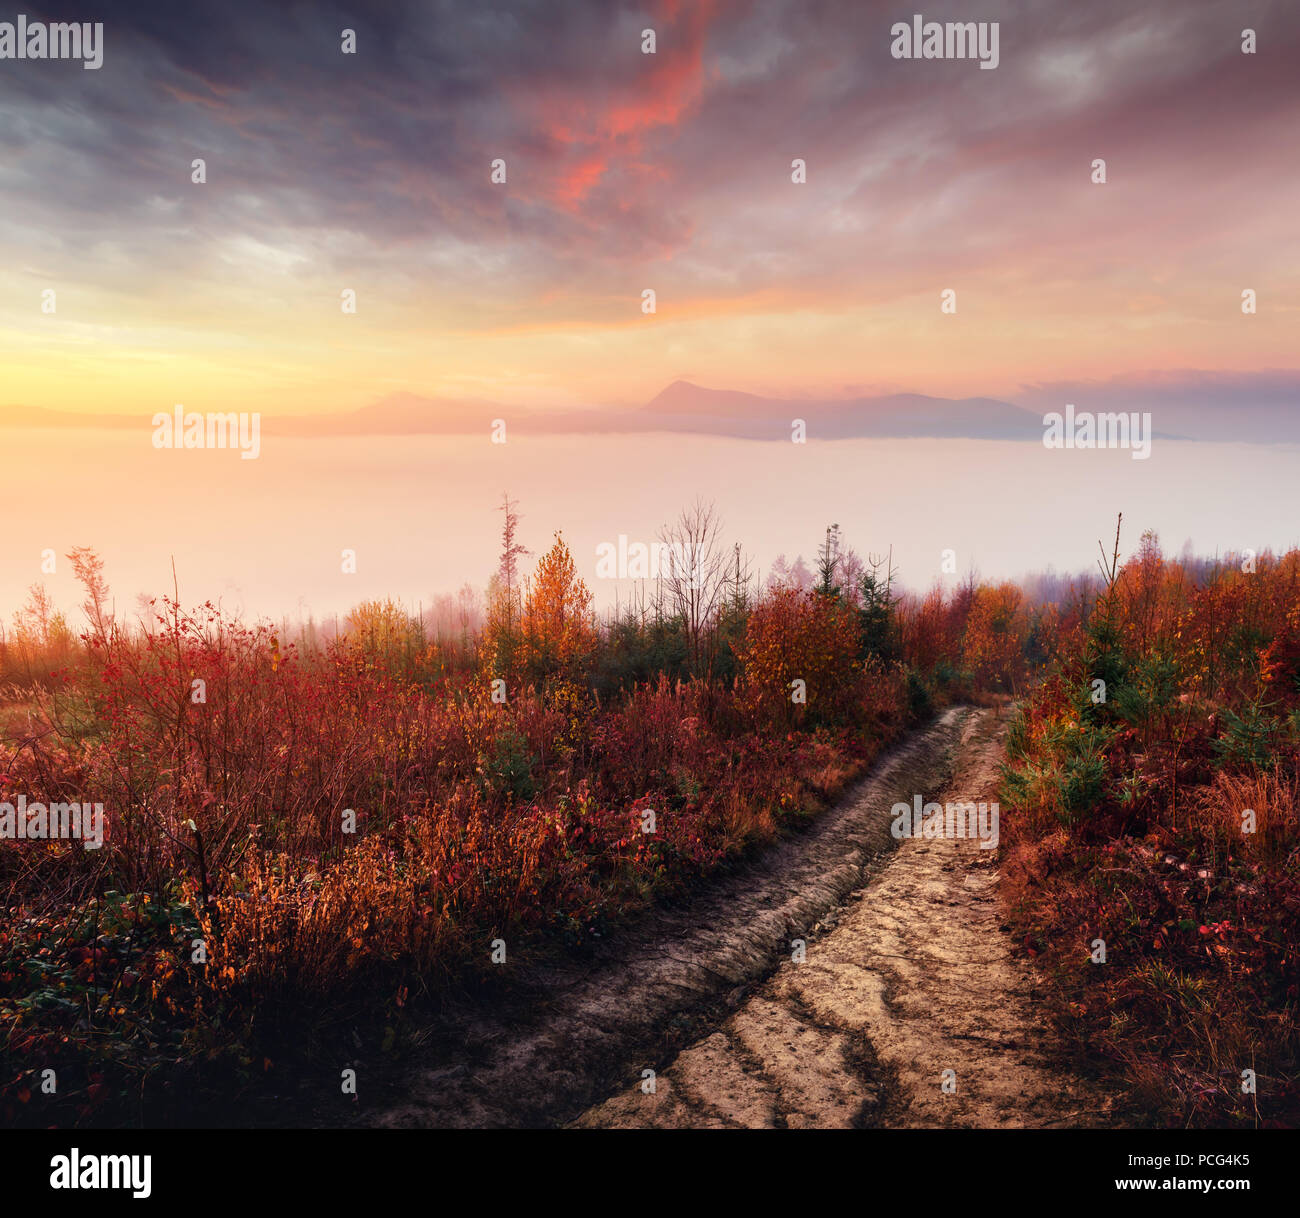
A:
533,0,721,209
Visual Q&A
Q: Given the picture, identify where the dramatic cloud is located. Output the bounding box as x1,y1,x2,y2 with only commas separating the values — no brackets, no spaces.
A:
1,0,1297,415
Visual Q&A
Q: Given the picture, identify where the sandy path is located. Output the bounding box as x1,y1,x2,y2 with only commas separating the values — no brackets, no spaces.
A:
573,705,1116,1128
363,707,973,1127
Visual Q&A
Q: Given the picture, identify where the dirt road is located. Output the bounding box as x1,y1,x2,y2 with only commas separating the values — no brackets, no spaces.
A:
364,705,1113,1129
575,704,1114,1128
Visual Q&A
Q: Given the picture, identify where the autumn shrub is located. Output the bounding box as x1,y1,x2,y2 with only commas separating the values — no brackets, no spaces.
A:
1000,535,1300,1127
959,583,1033,692
2,539,1016,1126
735,587,863,728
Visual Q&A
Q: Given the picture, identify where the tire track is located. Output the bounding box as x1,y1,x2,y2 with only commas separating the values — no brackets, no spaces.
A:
363,706,974,1128
575,705,1121,1129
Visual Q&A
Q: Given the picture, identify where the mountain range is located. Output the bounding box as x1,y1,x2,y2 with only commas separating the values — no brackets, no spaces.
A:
1,378,1291,442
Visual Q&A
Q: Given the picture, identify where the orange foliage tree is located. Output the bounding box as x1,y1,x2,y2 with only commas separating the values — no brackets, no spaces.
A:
961,583,1029,691
517,533,597,687
736,587,861,727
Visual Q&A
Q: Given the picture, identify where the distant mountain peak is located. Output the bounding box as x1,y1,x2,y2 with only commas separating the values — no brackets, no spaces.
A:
644,380,777,415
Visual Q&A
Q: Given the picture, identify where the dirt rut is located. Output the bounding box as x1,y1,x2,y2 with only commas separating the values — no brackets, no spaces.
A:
366,706,978,1128
574,705,1117,1129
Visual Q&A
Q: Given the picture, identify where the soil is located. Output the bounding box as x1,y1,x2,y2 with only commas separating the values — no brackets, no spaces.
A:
574,705,1119,1128
350,704,1119,1129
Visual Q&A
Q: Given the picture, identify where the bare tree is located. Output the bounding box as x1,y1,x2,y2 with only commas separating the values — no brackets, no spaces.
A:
658,497,731,680
839,547,866,609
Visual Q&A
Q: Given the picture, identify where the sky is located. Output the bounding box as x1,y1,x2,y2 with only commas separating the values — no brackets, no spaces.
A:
2,0,1298,421
1,0,1298,621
